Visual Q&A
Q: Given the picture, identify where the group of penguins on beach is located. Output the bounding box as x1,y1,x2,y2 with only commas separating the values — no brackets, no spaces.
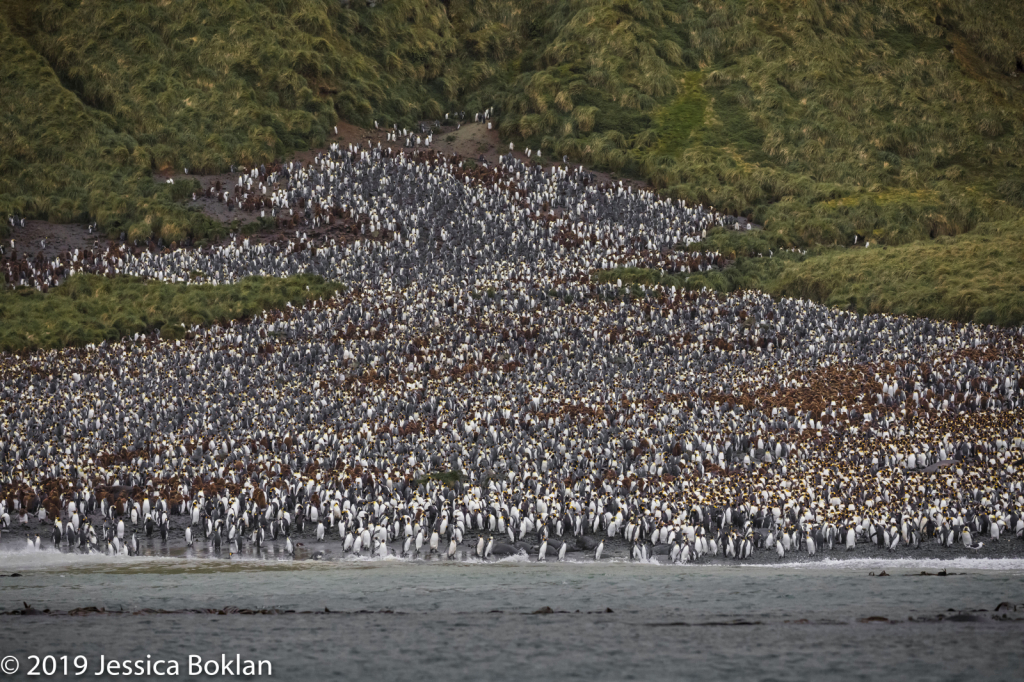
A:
1,140,1023,563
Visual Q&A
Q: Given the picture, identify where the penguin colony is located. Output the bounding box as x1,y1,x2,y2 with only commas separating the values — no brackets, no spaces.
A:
2,143,1024,562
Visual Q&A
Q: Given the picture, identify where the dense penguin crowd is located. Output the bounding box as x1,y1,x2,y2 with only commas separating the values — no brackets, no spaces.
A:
2,145,1023,562
5,145,723,290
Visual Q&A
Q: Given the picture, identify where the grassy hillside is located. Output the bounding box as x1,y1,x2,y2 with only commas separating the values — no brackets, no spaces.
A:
0,12,213,243
0,273,342,352
2,0,1023,326
605,214,1024,328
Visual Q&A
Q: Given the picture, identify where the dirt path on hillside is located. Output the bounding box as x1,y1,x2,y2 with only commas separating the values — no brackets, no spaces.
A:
4,118,757,266
146,119,655,250
332,120,650,189
1,220,106,262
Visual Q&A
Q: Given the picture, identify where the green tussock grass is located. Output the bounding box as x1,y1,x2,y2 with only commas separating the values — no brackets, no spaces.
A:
603,218,1024,327
595,256,794,298
0,11,219,242
0,274,343,352
595,266,688,291
413,470,465,488
505,0,1024,325
655,72,707,155
766,219,1024,327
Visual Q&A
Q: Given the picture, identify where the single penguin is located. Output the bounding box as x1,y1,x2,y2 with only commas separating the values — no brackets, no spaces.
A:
961,528,983,549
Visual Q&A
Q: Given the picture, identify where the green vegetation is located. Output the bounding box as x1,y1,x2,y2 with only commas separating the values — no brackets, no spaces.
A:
0,274,342,352
599,216,1024,328
595,266,688,290
2,0,1023,325
1,0,457,242
767,220,1024,326
413,470,465,488
0,11,215,243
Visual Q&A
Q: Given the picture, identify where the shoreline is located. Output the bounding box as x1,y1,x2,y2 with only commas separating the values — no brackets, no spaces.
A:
3,515,1022,566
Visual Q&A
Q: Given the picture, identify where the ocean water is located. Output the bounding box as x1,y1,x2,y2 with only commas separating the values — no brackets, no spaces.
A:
1,552,1023,681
